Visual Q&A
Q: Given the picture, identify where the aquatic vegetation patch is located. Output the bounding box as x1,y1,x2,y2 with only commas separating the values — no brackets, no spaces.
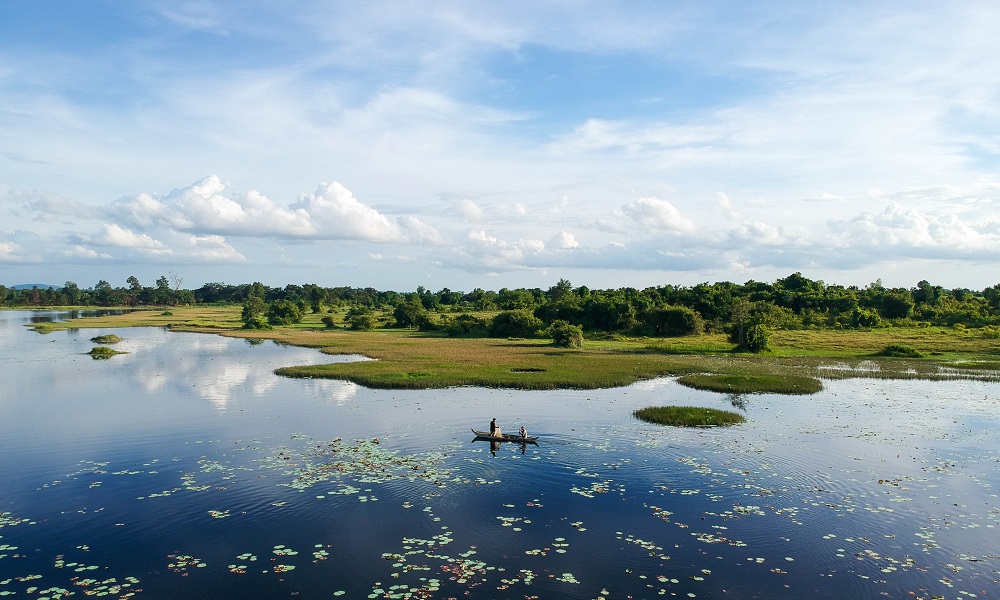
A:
89,334,122,344
677,373,822,394
633,406,746,427
86,345,127,359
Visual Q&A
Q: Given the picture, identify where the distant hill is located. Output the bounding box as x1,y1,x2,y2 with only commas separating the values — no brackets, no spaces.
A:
10,283,60,290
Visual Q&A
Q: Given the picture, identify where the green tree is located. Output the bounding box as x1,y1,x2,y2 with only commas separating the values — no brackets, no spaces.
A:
63,281,82,305
549,320,584,348
643,306,703,336
241,295,267,328
267,299,304,326
345,306,376,331
393,297,428,328
488,311,544,338
445,314,489,337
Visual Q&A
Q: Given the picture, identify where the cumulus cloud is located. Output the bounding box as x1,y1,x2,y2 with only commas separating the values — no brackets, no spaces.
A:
180,234,246,262
552,230,579,249
290,181,400,241
0,241,19,260
829,204,1000,257
95,224,171,255
620,196,695,232
456,199,485,221
64,245,112,260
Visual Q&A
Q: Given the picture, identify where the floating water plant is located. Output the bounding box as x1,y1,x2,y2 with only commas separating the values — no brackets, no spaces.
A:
633,406,745,427
86,346,126,359
89,334,122,344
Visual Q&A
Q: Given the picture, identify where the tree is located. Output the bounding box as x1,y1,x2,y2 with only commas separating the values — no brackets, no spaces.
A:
488,311,544,338
643,306,703,336
345,306,376,331
241,296,268,328
267,299,304,326
63,281,82,305
168,271,183,291
445,314,489,337
393,297,428,328
549,320,584,348
735,323,771,353
728,298,771,352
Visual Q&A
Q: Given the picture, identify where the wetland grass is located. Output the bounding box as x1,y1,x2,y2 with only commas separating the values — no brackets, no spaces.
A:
633,406,745,427
31,306,1000,389
677,373,823,395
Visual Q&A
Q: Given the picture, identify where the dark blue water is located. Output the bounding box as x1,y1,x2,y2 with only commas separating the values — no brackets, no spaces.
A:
1,310,998,599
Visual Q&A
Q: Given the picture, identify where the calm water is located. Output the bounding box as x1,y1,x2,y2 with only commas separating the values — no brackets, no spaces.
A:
1,310,998,599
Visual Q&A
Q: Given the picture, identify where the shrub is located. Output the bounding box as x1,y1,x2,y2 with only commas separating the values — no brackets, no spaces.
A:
267,299,305,326
446,314,489,337
732,323,771,353
549,320,584,348
345,307,376,331
644,306,703,336
488,311,544,338
321,315,337,329
876,344,923,358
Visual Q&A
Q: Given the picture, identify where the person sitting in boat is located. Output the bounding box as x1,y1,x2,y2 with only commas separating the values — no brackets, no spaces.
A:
519,426,527,439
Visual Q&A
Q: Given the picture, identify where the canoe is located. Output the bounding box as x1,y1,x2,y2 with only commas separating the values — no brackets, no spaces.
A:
471,428,538,444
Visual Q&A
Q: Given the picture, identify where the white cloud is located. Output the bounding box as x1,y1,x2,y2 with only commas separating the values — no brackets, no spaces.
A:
0,241,19,260
457,199,486,221
64,245,112,260
291,181,401,241
621,196,695,233
97,224,171,254
552,230,579,249
180,234,246,262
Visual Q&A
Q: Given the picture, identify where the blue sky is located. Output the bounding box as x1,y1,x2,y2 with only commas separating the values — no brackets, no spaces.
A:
2,1,999,292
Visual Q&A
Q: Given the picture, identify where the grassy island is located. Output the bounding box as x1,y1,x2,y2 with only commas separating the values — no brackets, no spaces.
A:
90,334,123,344
28,305,1000,391
634,406,746,427
677,374,822,395
87,346,126,359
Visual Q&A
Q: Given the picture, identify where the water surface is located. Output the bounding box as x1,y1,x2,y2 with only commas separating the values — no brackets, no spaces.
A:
1,310,997,599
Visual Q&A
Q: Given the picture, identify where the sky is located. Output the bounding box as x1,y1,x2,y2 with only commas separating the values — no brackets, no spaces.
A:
2,1,999,293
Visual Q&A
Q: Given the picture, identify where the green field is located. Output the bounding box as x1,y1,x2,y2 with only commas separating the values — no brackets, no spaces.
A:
29,306,1000,392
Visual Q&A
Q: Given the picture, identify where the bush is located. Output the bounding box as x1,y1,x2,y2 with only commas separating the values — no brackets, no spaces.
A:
549,320,584,348
321,315,337,329
851,307,881,328
732,323,771,353
876,344,923,358
242,315,272,330
345,307,376,331
446,314,489,337
488,311,544,338
267,299,305,326
644,306,703,336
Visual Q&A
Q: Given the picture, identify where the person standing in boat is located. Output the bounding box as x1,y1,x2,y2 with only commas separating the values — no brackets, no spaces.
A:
519,426,527,439
490,418,501,437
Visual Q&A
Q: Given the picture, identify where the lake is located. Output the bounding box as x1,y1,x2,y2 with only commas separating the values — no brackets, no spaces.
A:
1,309,997,599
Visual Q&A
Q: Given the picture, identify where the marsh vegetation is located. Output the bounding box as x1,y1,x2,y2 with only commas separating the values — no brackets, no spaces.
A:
633,405,746,427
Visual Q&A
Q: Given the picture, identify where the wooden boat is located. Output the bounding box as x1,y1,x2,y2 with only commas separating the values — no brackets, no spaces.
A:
471,428,538,444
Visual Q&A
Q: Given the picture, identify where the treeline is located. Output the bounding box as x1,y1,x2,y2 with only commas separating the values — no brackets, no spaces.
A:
5,273,1000,338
